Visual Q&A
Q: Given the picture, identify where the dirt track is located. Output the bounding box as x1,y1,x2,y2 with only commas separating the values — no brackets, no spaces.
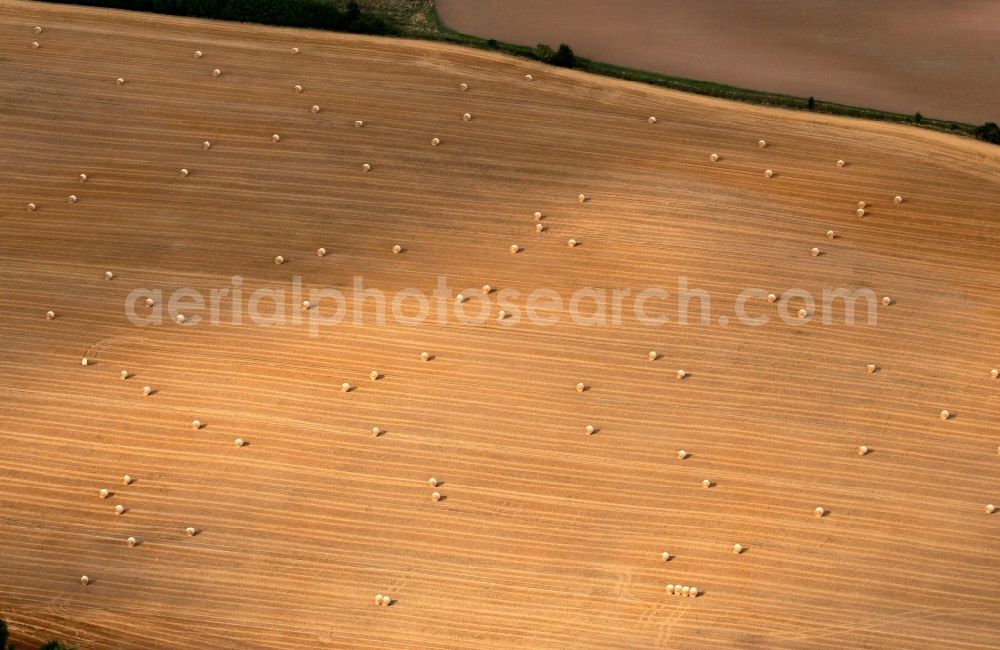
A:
1,2,999,648
436,0,1000,124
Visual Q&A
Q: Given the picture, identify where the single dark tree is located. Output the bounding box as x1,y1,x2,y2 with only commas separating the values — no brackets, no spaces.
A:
550,43,576,68
533,43,554,62
807,96,815,110
1,619,9,650
39,642,74,650
344,0,361,23
914,111,923,124
973,122,1000,144
487,38,499,49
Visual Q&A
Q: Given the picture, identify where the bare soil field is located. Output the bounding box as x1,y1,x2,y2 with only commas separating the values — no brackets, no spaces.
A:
2,2,999,648
436,0,1000,124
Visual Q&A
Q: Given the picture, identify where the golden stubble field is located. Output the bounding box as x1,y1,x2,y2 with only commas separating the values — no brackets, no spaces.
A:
1,2,999,648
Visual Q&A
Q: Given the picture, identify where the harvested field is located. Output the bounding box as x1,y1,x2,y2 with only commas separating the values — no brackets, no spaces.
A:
1,2,999,648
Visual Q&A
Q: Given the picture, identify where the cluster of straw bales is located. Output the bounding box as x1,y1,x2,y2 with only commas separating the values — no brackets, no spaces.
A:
665,584,698,597
374,594,392,606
